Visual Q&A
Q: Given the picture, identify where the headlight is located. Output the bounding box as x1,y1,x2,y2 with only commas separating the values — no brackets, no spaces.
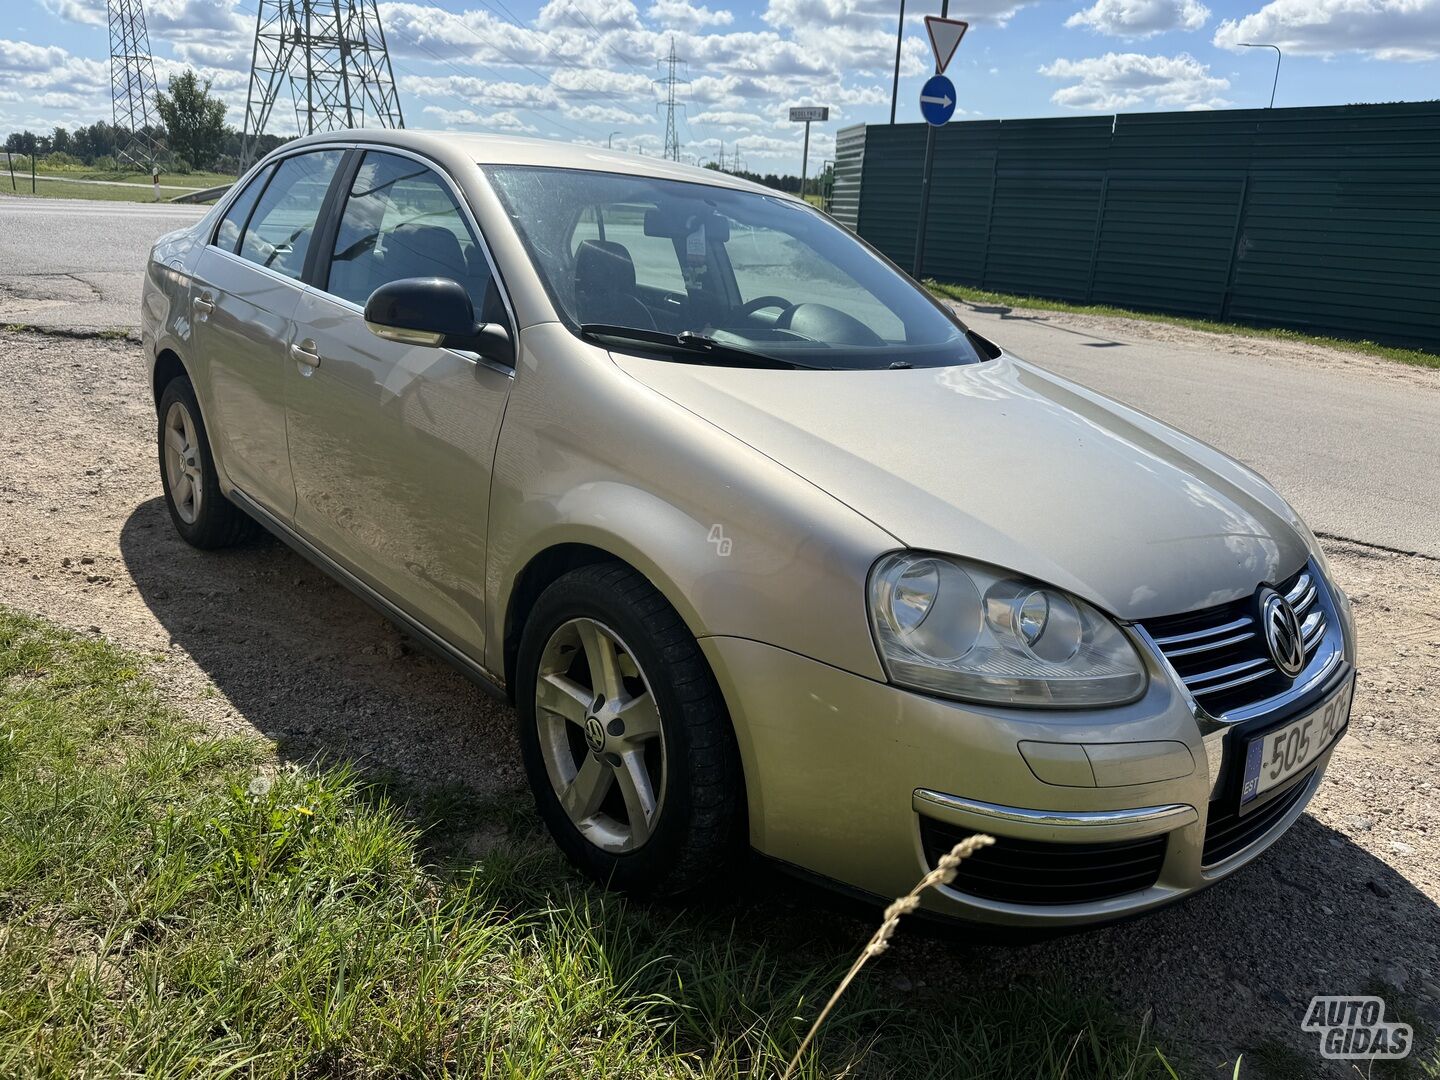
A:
868,552,1147,707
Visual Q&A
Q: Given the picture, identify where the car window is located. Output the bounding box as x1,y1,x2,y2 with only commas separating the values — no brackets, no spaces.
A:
214,164,271,253
568,203,686,293
727,221,905,341
326,151,498,319
238,150,344,280
487,165,979,370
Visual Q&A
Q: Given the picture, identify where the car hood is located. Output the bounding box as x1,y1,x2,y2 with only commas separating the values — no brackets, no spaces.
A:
612,352,1312,621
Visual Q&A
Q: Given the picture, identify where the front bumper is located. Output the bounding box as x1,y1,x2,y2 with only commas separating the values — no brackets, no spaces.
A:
700,633,1351,928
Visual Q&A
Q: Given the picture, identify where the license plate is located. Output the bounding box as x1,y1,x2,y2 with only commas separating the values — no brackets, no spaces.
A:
1241,679,1353,806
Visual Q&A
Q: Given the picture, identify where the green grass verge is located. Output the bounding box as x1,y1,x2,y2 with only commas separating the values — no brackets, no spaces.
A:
32,165,236,188
0,606,1181,1079
928,282,1440,372
0,180,198,204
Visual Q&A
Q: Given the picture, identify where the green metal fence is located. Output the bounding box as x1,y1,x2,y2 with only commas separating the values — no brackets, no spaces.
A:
837,102,1440,350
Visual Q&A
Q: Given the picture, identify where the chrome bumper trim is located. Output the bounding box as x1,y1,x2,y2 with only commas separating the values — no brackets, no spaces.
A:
913,788,1198,843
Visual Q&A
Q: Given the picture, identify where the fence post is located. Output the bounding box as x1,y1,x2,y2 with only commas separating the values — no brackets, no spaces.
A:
1084,174,1110,303
977,151,998,290
1219,175,1251,320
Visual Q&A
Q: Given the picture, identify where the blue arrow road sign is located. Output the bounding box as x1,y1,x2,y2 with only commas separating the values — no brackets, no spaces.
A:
919,74,956,127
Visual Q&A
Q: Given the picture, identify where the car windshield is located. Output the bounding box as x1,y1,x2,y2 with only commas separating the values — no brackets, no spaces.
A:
484,165,983,371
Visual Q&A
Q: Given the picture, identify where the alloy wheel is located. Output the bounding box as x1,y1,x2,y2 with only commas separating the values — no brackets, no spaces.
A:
163,400,204,525
534,617,667,853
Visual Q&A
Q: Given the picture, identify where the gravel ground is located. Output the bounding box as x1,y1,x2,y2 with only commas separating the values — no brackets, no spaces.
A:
1,325,1436,1074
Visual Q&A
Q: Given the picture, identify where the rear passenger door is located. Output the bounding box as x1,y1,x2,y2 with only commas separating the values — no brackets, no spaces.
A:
189,148,345,517
285,149,514,660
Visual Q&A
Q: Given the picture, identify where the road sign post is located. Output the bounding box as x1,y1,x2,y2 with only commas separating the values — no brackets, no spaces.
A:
911,10,968,279
789,105,829,201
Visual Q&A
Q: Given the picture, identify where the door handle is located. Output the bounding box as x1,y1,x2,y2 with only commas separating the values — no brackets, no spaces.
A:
289,340,322,369
192,292,214,315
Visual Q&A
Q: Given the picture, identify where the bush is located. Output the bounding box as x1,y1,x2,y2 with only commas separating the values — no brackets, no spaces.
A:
169,155,193,175
43,151,83,169
91,154,119,171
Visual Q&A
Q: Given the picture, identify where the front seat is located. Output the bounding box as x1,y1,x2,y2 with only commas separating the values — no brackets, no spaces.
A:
572,240,655,329
384,222,470,285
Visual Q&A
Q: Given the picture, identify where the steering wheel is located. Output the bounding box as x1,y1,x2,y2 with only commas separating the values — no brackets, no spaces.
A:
738,295,794,323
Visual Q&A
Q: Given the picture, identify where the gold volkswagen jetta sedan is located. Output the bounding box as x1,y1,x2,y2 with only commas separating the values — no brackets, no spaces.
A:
141,130,1355,927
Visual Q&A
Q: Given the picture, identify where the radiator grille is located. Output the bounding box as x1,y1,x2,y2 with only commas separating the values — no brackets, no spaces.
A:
1140,567,1328,718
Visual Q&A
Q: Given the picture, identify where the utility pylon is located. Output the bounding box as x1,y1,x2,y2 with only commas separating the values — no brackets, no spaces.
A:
242,0,404,166
656,38,685,163
108,0,164,168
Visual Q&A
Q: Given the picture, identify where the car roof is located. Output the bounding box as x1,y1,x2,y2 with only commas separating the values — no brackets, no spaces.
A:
281,128,797,201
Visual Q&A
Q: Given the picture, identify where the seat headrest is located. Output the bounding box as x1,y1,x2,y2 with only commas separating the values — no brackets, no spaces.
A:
574,239,638,296
386,222,467,281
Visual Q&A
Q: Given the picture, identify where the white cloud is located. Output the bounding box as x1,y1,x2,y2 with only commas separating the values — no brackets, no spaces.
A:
1213,0,1440,61
1040,51,1230,109
537,0,644,31
39,0,106,26
562,102,655,124
421,105,538,132
1067,0,1210,38
648,0,733,26
692,109,767,127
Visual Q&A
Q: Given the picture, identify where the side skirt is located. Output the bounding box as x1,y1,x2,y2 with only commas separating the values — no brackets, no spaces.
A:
227,488,510,703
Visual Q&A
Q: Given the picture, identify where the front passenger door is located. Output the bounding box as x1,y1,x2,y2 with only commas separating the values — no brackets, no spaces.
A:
285,150,514,661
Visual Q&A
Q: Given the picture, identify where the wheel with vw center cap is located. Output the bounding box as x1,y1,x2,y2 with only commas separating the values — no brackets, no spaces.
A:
516,562,744,895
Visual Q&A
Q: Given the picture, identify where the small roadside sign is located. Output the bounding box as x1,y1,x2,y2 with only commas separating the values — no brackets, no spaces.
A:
919,74,956,127
788,106,829,122
924,16,969,74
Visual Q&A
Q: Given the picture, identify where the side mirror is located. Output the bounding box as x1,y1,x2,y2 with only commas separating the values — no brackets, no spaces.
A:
363,277,514,366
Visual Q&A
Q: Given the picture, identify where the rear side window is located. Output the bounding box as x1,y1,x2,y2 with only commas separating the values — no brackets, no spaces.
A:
324,151,499,319
214,164,271,253
238,150,344,280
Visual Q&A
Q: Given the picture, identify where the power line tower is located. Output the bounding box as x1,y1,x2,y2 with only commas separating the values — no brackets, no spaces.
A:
656,38,685,163
108,0,164,168
242,0,404,165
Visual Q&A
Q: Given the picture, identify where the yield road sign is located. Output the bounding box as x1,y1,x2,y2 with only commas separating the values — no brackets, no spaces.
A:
924,15,969,74
919,74,956,126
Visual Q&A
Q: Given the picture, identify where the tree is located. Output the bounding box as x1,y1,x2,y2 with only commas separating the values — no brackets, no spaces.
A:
156,68,226,171
51,126,72,155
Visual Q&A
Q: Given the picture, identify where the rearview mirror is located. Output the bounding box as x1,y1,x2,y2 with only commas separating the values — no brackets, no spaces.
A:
363,277,514,366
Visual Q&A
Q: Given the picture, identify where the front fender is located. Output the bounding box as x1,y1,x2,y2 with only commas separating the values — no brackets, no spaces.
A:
485,323,897,683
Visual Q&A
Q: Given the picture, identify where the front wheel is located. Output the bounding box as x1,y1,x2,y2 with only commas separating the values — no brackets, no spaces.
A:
515,563,745,896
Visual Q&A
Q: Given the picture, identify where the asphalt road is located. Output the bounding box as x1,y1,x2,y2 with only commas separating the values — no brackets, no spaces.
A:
0,195,204,329
2,194,1436,557
957,303,1440,558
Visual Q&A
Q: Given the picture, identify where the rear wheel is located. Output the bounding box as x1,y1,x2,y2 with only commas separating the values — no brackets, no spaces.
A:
516,562,745,896
157,376,254,549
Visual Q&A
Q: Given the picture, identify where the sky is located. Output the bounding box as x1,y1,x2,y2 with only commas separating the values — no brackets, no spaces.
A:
2,0,1438,173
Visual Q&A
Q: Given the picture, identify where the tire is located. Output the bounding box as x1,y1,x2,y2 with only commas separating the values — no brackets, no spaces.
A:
516,562,745,897
156,375,255,549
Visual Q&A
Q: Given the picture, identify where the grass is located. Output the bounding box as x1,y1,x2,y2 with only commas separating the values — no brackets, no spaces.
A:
31,165,236,188
0,179,200,204
927,281,1440,372
0,606,1182,1078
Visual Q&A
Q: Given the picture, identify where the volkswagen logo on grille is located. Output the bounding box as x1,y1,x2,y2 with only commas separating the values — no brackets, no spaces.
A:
1259,587,1306,678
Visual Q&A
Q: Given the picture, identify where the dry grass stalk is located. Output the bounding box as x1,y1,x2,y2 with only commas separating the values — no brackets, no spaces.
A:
779,833,996,1080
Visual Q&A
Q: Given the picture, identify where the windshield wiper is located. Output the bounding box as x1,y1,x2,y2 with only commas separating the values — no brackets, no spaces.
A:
578,323,811,370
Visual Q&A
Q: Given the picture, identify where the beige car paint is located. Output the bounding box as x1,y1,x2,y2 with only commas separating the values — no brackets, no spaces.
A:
141,129,1355,926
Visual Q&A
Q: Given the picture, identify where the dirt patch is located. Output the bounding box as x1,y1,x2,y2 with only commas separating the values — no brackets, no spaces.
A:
1,327,1436,1072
